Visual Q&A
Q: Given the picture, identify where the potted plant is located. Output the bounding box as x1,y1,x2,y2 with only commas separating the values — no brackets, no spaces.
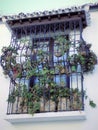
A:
54,36,70,57
68,54,78,73
55,65,69,74
78,51,97,73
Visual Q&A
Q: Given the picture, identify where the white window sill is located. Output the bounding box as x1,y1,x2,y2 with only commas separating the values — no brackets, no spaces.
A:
5,111,86,123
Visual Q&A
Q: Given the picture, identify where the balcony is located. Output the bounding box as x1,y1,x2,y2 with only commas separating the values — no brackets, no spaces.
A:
1,18,97,123
7,75,84,115
6,75,85,123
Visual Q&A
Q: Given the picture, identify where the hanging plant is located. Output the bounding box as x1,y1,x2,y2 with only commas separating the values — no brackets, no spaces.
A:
77,41,91,56
54,36,71,57
75,41,97,73
68,49,97,73
1,46,18,76
78,51,97,73
55,65,69,74
67,54,78,73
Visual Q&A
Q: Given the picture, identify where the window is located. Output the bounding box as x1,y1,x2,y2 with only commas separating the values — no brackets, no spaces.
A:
0,12,87,115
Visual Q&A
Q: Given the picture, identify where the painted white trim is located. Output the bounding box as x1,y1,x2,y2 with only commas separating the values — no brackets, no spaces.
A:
5,111,86,123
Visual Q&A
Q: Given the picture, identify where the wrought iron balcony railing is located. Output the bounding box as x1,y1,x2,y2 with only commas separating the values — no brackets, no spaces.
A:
7,72,84,115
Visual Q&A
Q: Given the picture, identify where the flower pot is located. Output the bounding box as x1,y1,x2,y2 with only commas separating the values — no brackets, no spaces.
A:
79,51,86,56
71,65,77,72
54,52,63,57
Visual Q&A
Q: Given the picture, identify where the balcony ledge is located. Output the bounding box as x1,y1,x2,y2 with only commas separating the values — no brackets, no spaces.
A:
5,111,86,123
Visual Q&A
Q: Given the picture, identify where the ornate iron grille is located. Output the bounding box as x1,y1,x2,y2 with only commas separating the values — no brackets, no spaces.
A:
3,19,85,114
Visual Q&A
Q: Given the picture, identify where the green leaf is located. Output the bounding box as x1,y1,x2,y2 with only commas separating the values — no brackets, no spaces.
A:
89,100,96,108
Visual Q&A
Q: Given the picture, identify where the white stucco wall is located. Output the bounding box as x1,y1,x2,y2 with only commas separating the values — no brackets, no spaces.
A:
0,10,98,130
